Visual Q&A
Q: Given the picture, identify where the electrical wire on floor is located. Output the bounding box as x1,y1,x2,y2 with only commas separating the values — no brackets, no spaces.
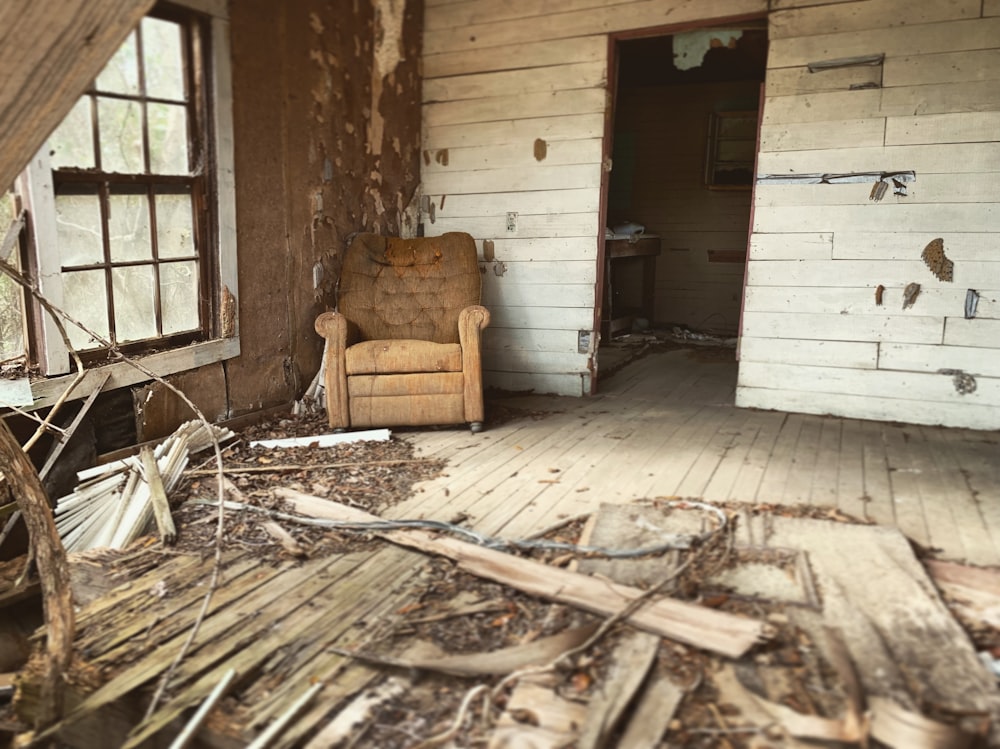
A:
187,497,726,559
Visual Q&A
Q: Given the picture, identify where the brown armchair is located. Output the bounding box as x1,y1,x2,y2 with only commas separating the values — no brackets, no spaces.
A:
315,232,490,433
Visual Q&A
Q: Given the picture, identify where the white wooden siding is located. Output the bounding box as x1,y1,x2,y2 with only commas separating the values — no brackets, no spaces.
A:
741,1,1000,430
421,0,1000,423
421,0,767,395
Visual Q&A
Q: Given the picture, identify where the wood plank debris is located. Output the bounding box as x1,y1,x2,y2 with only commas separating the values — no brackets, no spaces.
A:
248,428,390,449
616,672,685,749
54,420,234,552
334,623,600,677
302,676,409,749
576,629,660,749
736,513,1000,746
489,675,588,749
276,489,772,658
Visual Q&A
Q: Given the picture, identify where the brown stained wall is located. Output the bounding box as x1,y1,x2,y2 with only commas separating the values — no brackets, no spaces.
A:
137,0,424,438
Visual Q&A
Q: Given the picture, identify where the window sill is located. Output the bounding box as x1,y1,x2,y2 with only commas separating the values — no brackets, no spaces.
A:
29,337,240,411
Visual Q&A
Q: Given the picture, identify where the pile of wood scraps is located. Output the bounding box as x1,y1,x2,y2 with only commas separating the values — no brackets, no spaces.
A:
7,423,1000,749
53,420,234,552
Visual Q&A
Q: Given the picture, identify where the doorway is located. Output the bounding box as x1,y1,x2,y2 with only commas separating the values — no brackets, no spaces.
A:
596,24,767,384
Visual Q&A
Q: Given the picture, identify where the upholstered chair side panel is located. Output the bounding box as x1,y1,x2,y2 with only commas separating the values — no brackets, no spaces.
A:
459,305,491,423
315,311,350,429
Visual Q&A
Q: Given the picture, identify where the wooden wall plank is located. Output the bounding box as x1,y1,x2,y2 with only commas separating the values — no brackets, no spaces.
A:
484,370,588,396
476,236,600,262
482,259,599,283
425,0,634,31
883,49,1000,88
740,336,879,369
770,0,857,9
944,318,1000,348
739,361,1000,406
429,212,600,238
768,0,979,40
425,95,604,133
430,188,600,219
755,174,1000,206
424,88,606,127
759,118,885,152
424,0,767,55
748,232,833,260
481,283,596,308
488,305,595,330
422,139,603,174
423,61,607,103
736,386,1000,430
768,17,1000,69
763,81,1000,125
484,328,581,352
424,36,607,79
753,203,1000,236
425,114,606,150
744,285,998,319
765,64,882,97
740,310,943,344
422,163,603,194
987,0,1000,17
885,112,1000,146
832,231,1000,261
746,258,962,287
756,143,1000,176
880,343,1000,378
485,349,591,372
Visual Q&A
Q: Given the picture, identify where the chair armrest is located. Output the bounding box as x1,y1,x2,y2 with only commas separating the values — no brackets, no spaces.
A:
314,312,350,429
458,305,490,423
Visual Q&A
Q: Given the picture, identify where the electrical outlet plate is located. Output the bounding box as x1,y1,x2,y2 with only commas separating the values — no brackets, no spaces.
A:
506,212,518,233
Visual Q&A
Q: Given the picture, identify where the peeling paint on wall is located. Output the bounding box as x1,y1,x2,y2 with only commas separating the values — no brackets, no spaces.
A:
673,29,743,71
369,0,407,156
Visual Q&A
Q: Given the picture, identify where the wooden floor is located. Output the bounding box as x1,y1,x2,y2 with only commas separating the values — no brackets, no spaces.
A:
399,348,1000,566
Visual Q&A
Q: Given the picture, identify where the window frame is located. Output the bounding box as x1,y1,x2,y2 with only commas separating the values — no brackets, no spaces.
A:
17,0,238,383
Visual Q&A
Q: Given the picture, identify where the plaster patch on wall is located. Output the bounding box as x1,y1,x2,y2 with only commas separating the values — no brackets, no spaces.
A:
673,29,743,71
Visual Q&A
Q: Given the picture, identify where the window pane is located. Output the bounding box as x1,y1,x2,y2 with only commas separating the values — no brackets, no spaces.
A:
160,261,199,334
99,98,144,174
0,191,25,360
96,32,140,96
48,98,95,170
63,270,109,350
148,103,189,174
155,188,195,258
112,265,157,342
55,188,103,266
143,18,185,101
108,189,152,262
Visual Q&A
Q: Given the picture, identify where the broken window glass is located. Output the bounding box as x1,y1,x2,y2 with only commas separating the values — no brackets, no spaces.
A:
48,99,96,170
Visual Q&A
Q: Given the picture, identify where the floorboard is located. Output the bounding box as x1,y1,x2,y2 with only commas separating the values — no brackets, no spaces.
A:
401,349,1000,565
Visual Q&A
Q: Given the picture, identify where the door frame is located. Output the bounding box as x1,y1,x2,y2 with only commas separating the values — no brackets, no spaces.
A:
591,12,767,395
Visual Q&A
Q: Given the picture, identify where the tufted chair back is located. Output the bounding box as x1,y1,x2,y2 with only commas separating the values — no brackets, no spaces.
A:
338,233,481,344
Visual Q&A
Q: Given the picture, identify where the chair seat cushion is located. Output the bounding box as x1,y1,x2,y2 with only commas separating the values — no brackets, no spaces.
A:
345,339,463,375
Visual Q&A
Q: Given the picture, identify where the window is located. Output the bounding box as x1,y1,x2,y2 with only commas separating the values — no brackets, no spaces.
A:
705,111,757,189
19,1,238,379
